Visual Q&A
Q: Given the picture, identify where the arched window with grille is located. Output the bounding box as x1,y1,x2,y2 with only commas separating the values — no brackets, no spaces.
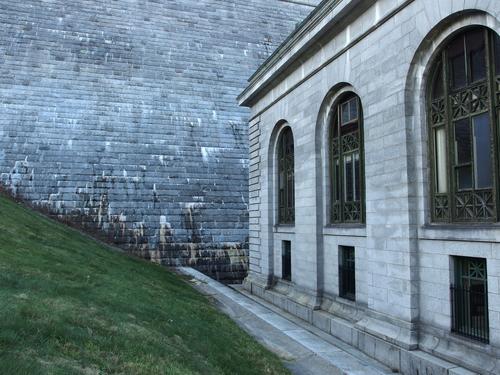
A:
330,93,364,223
278,127,295,224
428,27,500,222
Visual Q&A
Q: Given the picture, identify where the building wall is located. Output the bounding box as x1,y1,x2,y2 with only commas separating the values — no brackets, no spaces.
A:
0,0,318,282
244,0,500,373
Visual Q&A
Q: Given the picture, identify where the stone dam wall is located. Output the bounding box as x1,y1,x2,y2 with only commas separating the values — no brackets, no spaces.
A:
0,0,317,282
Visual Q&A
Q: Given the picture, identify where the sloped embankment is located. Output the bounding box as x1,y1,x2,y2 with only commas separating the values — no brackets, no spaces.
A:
0,194,288,374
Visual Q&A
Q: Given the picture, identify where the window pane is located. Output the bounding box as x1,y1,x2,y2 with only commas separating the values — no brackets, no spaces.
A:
287,166,294,208
473,113,493,189
451,109,474,191
282,241,291,281
344,154,353,201
332,113,339,138
334,158,340,201
495,33,500,75
449,35,467,89
354,152,360,201
343,246,355,265
432,61,444,99
435,127,448,193
341,102,349,125
467,29,486,83
349,98,358,121
454,118,472,164
457,165,473,190
339,246,356,301
286,133,294,155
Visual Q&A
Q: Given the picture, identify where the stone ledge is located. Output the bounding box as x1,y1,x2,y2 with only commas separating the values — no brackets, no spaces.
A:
244,276,487,374
419,330,500,374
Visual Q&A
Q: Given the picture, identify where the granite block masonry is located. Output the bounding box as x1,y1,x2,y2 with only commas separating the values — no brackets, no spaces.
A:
239,0,500,373
0,0,318,283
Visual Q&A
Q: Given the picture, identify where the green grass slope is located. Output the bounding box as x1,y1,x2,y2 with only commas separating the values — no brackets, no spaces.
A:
0,195,288,375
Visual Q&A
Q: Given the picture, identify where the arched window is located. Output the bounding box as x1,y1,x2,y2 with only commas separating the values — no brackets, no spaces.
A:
278,127,295,224
330,93,364,223
429,27,500,222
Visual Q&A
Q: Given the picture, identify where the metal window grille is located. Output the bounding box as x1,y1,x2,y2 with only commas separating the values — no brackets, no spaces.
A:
451,257,489,343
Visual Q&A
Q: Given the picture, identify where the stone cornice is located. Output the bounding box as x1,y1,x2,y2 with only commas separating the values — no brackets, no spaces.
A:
238,0,359,107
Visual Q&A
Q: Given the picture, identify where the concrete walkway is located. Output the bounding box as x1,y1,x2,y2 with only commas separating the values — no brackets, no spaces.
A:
176,267,398,375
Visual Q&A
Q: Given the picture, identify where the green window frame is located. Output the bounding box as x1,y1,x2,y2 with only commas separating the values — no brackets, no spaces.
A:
429,27,500,222
330,93,365,223
278,127,295,224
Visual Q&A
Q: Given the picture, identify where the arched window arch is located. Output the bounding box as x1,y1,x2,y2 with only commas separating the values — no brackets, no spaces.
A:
278,127,294,224
330,92,364,223
428,27,500,222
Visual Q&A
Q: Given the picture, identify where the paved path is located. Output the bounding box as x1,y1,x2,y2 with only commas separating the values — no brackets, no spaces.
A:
176,267,397,375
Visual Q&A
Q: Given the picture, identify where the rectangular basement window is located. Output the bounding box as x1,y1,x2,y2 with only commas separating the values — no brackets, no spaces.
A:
282,241,291,281
450,256,489,343
339,246,355,301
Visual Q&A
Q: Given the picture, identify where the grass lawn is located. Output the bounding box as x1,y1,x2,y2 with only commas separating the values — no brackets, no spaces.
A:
0,194,289,375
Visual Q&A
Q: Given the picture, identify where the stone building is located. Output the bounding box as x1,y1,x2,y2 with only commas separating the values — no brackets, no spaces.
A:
239,0,500,373
0,0,319,282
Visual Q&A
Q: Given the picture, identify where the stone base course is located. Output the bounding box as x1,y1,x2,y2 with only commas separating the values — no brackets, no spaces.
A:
244,275,490,375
